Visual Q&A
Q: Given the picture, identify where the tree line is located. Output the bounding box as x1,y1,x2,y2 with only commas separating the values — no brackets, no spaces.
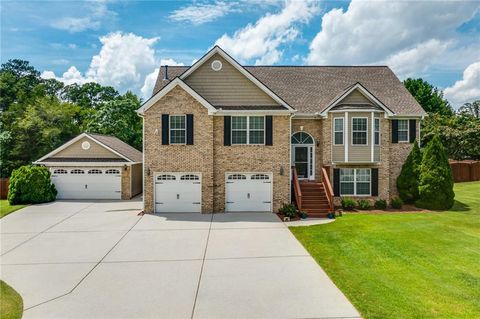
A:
0,59,142,178
1,59,479,178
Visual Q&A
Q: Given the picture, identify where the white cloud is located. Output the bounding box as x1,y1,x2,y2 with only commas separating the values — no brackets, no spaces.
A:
170,1,237,25
444,62,480,108
140,59,185,98
51,1,116,32
307,0,480,74
41,66,88,86
42,32,160,93
215,0,319,65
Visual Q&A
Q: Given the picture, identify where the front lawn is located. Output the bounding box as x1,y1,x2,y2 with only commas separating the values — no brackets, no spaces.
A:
290,181,480,319
0,200,26,218
0,280,23,319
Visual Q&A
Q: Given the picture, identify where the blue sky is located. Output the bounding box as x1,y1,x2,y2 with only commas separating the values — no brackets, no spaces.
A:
1,0,479,107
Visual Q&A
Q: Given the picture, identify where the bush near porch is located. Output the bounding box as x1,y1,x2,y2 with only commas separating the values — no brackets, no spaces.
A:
290,181,480,319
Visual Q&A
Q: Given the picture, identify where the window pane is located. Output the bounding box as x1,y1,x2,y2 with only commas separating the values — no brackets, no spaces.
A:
335,132,343,144
375,132,380,145
232,117,247,130
232,130,247,144
353,118,367,131
398,120,408,130
334,118,344,131
249,130,264,144
356,182,370,195
249,116,264,130
375,118,380,131
398,131,408,142
340,169,354,181
170,116,185,129
340,182,354,195
356,169,371,182
291,132,313,144
353,132,367,145
170,129,186,144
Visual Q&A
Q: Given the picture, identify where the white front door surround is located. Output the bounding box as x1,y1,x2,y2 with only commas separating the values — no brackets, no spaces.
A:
291,132,315,180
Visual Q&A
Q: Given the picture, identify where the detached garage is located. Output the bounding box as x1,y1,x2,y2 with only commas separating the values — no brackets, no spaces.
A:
34,133,142,200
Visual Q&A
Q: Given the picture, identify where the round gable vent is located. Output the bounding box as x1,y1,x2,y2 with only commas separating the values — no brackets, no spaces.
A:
81,141,91,150
211,60,222,71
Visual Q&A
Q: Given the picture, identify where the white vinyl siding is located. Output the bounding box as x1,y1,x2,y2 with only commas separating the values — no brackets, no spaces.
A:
169,115,186,144
231,116,265,145
340,168,371,196
398,119,409,142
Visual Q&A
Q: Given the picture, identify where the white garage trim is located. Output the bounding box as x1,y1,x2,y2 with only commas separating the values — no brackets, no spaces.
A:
153,172,202,213
225,172,273,212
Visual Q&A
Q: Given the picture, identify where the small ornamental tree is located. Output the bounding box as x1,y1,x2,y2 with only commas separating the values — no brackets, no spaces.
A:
415,135,455,210
8,165,57,205
397,140,421,203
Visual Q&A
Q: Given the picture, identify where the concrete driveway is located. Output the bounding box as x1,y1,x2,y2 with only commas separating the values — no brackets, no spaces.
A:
1,200,360,319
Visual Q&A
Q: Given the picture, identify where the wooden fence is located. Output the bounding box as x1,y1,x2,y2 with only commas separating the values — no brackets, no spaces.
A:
449,160,480,183
0,178,9,199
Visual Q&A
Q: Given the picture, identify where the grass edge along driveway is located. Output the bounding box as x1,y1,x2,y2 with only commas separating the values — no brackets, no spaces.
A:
0,280,23,319
290,181,480,319
0,200,27,218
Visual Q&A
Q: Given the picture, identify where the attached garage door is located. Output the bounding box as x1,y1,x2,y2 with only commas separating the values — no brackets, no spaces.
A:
155,173,201,213
51,168,122,200
225,173,272,212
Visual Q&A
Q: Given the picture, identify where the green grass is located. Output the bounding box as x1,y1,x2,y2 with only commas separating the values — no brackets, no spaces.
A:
290,181,480,319
0,200,26,218
0,280,23,319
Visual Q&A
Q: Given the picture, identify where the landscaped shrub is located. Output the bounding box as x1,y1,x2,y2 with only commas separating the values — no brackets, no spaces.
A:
341,197,356,211
278,203,298,218
8,165,57,205
391,197,404,209
397,140,422,203
357,199,371,210
415,135,455,210
374,199,388,210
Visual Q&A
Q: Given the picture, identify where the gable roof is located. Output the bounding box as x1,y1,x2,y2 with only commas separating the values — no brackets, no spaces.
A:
35,133,142,164
152,64,426,116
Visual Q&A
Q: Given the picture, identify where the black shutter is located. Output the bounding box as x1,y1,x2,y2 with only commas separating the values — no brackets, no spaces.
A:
265,116,273,145
224,116,231,146
392,119,398,143
161,114,169,145
409,119,416,143
371,168,379,196
333,169,340,196
186,114,194,145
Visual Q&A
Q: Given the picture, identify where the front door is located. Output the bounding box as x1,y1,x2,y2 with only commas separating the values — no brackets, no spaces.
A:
293,146,314,180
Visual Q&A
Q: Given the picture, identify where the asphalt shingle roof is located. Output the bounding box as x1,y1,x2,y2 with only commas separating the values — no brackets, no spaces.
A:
152,65,425,116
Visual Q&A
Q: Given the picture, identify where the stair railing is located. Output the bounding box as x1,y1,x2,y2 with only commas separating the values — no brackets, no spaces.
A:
321,167,334,212
291,166,302,210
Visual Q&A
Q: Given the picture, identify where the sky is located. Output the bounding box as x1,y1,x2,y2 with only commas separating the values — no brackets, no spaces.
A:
1,0,479,108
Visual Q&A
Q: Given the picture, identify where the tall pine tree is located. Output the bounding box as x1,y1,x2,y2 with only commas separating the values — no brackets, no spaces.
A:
397,141,421,203
416,135,455,210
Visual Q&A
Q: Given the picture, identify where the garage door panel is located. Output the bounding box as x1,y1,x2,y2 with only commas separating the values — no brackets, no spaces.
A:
225,173,272,212
51,167,121,200
155,173,201,213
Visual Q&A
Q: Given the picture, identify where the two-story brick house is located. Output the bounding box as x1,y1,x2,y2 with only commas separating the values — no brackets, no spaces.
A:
138,46,426,216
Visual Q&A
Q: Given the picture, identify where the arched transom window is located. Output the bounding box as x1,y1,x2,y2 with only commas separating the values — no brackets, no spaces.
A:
291,132,314,144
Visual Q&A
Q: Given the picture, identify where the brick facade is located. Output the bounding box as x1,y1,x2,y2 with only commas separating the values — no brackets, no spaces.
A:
121,166,131,200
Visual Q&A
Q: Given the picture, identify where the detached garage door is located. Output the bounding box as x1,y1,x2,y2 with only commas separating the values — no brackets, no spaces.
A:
225,173,272,212
155,173,201,213
51,168,122,199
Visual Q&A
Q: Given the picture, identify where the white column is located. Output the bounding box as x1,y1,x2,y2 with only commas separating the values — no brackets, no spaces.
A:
371,111,375,162
344,112,349,162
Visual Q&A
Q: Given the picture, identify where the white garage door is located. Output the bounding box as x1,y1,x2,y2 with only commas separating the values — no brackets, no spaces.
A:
225,173,272,212
51,167,122,200
155,173,201,213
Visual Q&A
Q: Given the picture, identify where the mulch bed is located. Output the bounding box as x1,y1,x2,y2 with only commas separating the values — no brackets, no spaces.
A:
339,204,433,214
276,213,302,221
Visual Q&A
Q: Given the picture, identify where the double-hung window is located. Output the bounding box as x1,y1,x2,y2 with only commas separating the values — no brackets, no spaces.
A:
340,168,371,196
397,119,409,142
374,118,380,145
352,118,368,145
334,118,344,145
169,115,186,144
231,116,265,145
